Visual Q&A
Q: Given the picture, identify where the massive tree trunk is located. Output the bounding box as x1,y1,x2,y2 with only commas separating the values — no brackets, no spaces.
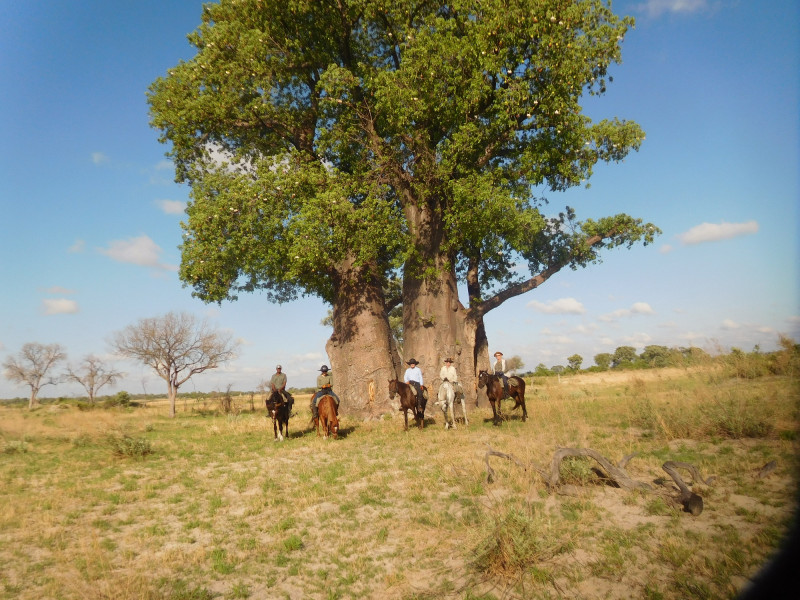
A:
401,199,482,405
326,257,400,417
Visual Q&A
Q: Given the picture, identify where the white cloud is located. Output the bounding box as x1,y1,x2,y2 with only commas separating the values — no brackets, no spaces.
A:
98,235,177,271
155,160,173,171
527,297,585,315
42,298,79,315
45,286,76,294
599,302,655,322
68,239,85,253
659,244,673,254
631,302,655,315
721,319,740,329
635,0,711,18
622,332,653,347
677,220,758,245
91,152,109,165
157,199,186,215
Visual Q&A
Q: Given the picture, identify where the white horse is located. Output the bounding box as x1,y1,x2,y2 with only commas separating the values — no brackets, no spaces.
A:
436,380,468,429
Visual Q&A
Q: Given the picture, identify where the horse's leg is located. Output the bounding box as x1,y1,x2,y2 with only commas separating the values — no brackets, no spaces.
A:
403,407,409,431
490,400,500,425
460,396,468,426
447,393,455,429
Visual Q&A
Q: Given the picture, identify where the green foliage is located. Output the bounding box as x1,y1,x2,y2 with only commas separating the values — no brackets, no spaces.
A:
567,354,583,371
148,0,657,314
612,346,637,367
594,352,612,370
105,390,132,407
106,432,153,459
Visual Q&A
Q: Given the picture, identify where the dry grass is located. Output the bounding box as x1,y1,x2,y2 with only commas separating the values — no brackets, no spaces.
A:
0,369,797,599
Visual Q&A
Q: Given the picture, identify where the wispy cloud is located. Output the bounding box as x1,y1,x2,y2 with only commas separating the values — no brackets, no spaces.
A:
677,220,758,245
599,302,655,322
44,286,76,295
91,152,109,165
68,239,86,253
98,235,177,271
721,319,740,329
156,199,186,215
42,298,79,315
527,297,585,315
635,0,712,18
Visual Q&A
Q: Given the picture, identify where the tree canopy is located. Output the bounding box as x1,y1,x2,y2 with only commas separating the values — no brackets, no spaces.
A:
148,0,659,408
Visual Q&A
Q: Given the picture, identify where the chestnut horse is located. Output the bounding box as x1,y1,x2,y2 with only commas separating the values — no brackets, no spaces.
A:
388,379,424,430
316,395,339,439
477,370,527,425
265,390,291,441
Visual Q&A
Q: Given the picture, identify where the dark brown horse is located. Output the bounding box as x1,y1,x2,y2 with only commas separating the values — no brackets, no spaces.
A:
477,370,527,425
317,395,339,439
265,390,291,441
388,379,424,430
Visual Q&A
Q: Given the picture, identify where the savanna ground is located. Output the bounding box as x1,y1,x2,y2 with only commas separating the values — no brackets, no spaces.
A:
1,365,797,600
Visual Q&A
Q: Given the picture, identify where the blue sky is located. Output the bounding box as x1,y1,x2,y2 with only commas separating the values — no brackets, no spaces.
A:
1,0,798,398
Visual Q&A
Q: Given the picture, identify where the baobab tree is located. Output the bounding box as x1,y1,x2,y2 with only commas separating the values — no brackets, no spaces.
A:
65,355,124,404
2,342,66,409
149,0,658,413
112,312,238,418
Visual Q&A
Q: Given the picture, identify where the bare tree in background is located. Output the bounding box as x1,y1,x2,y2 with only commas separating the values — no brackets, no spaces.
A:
65,355,124,404
2,342,66,409
112,312,238,418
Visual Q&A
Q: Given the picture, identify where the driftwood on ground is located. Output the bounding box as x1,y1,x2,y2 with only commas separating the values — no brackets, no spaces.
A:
483,445,718,516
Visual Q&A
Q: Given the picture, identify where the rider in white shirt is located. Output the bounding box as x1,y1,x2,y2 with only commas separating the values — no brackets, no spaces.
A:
493,351,511,394
403,358,425,410
439,357,462,399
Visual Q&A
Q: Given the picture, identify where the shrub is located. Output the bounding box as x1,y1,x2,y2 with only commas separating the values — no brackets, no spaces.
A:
107,432,153,458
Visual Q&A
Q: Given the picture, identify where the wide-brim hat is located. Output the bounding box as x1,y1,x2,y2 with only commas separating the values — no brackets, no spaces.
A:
276,365,282,369
406,358,419,365
444,357,453,363
319,365,329,372
494,351,503,357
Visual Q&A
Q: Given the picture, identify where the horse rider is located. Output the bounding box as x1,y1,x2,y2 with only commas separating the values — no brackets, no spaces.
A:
311,365,340,420
270,364,294,412
439,357,463,400
493,351,511,395
403,358,425,413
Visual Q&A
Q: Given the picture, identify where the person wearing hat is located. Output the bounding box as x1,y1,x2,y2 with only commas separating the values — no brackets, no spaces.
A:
270,364,294,411
311,365,339,420
493,351,510,395
439,357,463,400
403,358,425,413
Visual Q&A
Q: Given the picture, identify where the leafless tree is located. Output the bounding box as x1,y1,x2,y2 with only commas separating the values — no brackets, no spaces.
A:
65,355,124,404
112,312,238,418
2,343,67,409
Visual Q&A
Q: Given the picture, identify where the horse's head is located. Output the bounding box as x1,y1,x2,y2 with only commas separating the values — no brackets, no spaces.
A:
477,370,489,388
388,379,397,396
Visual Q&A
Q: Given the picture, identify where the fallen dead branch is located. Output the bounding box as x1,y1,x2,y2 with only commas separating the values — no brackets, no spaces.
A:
483,445,717,516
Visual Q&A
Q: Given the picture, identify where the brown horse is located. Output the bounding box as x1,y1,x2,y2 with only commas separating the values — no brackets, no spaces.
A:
265,390,291,441
388,379,424,430
477,370,527,425
317,395,339,439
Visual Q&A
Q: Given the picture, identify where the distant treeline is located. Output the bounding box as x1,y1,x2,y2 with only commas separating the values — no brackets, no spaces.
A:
522,337,799,380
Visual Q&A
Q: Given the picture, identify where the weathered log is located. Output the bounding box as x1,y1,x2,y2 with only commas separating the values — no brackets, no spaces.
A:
548,447,652,491
483,446,713,517
483,445,528,483
661,461,713,516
